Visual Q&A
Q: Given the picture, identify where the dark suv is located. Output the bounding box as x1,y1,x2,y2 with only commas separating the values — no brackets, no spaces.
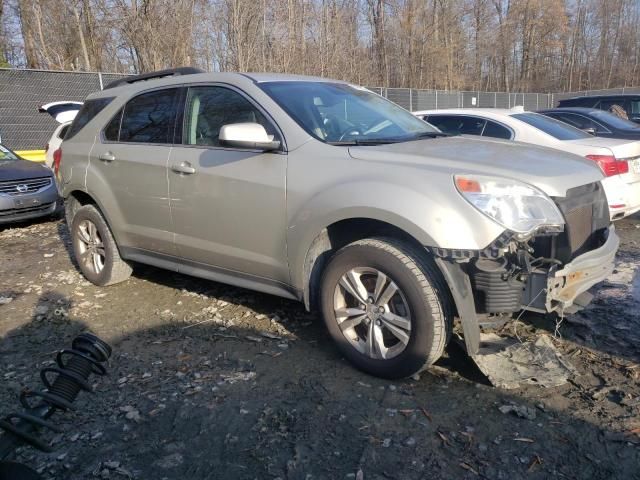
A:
557,95,640,124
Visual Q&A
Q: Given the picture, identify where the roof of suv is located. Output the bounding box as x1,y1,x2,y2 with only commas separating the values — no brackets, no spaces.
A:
91,71,346,99
561,94,640,101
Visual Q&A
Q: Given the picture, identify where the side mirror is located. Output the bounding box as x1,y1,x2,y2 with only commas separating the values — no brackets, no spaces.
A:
219,123,281,151
582,127,597,135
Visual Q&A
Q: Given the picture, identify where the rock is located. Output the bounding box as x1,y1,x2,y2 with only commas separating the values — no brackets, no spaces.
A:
0,296,13,305
125,409,141,422
498,404,536,420
103,461,120,469
382,438,391,448
405,437,416,447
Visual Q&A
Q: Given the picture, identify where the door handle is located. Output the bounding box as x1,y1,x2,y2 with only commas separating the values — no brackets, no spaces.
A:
171,162,196,175
98,152,115,163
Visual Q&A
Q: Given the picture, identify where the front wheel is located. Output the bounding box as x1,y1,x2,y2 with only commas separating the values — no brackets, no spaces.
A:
320,238,452,379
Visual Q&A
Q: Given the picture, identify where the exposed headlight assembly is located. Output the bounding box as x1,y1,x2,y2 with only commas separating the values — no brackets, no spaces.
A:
454,174,565,235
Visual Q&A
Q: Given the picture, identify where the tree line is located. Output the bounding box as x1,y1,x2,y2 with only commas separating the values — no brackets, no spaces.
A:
1,0,639,93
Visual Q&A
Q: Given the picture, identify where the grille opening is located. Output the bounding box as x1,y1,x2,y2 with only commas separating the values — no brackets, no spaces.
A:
532,182,609,264
0,177,52,196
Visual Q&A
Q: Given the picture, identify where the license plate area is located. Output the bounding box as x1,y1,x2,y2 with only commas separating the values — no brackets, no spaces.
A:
13,197,41,209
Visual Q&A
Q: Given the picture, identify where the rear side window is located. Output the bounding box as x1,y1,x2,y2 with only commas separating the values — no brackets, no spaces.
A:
104,109,123,141
512,112,591,140
427,115,484,136
597,99,626,112
58,124,70,140
119,89,180,144
482,120,512,139
65,97,114,140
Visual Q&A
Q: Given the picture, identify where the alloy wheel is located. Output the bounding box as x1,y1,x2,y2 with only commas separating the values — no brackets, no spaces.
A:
76,219,105,275
333,267,412,359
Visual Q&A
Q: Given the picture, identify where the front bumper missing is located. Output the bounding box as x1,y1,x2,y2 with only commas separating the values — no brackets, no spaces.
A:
546,226,619,312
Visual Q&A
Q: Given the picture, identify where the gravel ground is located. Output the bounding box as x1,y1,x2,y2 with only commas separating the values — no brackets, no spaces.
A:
0,215,639,480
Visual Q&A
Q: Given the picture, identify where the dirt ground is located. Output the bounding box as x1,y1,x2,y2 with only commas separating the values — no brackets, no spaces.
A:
0,214,639,480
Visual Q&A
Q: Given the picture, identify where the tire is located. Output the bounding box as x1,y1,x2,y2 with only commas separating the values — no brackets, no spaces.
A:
320,237,453,379
70,204,132,286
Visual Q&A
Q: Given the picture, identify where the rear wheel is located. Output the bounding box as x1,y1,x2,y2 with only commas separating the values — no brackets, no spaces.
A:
320,238,452,379
71,204,132,286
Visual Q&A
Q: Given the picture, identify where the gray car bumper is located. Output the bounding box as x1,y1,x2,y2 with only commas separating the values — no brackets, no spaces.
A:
0,184,60,224
546,226,619,312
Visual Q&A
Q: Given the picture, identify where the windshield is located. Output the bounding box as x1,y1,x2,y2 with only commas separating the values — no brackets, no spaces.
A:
259,82,441,144
512,112,592,140
590,110,640,130
0,144,19,162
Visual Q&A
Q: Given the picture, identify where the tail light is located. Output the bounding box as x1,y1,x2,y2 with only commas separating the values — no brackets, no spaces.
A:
586,154,629,177
52,148,62,175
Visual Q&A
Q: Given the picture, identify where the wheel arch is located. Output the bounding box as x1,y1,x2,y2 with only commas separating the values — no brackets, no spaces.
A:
65,189,122,245
300,216,444,312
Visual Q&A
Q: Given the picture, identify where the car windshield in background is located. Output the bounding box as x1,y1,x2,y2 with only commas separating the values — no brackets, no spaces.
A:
0,144,19,162
590,110,640,130
512,112,592,140
259,82,441,144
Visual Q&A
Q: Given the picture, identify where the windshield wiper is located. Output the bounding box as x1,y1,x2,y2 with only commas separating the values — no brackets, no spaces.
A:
409,131,451,139
327,131,450,146
327,138,402,146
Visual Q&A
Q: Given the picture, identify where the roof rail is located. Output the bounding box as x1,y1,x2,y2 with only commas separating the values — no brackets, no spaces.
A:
103,67,205,90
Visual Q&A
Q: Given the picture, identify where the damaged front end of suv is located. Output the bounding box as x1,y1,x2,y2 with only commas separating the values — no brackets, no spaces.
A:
432,175,618,356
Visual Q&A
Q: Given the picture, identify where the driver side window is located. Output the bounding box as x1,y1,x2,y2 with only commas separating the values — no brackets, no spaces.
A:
183,86,275,147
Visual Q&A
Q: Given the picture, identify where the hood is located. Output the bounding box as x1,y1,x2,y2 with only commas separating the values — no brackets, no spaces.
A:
38,101,83,124
565,137,640,159
348,136,603,197
0,157,54,182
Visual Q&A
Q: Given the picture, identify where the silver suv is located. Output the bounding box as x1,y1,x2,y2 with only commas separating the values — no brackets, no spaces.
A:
56,68,618,378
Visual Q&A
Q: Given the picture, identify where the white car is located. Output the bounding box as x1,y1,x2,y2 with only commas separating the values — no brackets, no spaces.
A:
414,107,640,220
38,101,83,167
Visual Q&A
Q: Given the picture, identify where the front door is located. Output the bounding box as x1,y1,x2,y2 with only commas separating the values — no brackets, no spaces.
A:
90,87,180,255
168,85,289,284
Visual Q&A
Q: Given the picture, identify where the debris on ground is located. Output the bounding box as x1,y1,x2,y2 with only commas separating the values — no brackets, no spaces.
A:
1,216,639,479
472,334,577,389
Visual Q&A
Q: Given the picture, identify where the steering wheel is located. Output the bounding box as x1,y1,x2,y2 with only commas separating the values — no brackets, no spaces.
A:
338,126,364,141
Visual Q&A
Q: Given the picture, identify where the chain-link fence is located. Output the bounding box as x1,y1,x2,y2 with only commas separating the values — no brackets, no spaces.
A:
367,87,554,112
0,69,130,150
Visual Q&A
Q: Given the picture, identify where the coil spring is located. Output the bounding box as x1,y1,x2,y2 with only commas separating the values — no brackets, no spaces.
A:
0,333,111,453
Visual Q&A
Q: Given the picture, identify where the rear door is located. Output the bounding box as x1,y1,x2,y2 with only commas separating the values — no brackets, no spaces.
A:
90,87,179,255
167,84,289,284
